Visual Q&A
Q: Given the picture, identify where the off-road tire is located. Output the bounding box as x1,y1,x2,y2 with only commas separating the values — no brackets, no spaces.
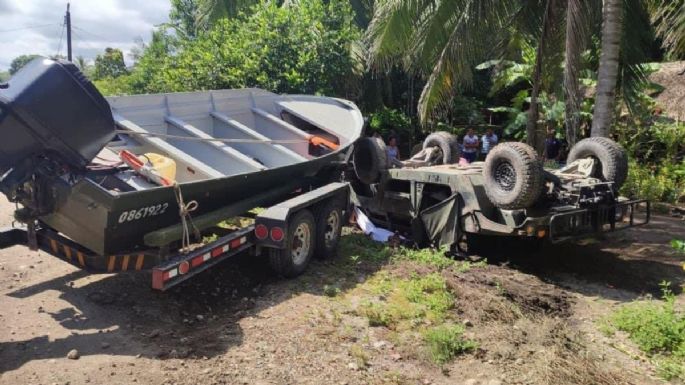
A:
269,210,316,278
353,137,388,184
483,142,543,209
314,199,344,259
423,131,460,164
567,137,628,189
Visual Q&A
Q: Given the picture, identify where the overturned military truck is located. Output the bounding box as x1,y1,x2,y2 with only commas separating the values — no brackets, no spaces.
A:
349,130,650,253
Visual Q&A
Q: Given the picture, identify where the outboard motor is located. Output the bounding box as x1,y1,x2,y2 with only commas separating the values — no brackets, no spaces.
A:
0,58,115,239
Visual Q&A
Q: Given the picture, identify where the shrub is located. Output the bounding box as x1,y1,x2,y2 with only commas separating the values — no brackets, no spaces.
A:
621,160,685,203
368,107,414,144
423,324,477,364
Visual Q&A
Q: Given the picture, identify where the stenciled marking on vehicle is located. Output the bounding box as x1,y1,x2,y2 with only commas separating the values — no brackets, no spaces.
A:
118,203,170,223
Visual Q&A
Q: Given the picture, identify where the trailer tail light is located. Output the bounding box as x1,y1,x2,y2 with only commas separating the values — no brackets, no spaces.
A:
270,226,284,242
255,224,268,240
178,261,190,275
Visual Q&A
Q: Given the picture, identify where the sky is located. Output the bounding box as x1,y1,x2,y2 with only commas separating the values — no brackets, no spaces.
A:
0,0,171,71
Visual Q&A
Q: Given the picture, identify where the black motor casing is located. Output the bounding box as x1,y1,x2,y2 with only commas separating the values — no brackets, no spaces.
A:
0,58,115,174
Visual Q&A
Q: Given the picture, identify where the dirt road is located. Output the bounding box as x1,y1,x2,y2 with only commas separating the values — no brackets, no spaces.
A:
0,195,683,385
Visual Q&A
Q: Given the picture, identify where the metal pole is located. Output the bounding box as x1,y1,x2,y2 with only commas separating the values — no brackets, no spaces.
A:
66,3,72,61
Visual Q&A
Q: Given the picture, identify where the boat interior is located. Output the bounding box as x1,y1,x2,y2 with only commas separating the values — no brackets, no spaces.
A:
87,89,363,192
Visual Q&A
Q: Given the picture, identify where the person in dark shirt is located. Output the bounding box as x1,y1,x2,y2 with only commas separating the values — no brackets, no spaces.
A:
543,130,562,165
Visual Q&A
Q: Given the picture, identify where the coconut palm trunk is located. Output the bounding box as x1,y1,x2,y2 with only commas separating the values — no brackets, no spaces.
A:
591,0,623,137
563,0,584,147
526,0,554,152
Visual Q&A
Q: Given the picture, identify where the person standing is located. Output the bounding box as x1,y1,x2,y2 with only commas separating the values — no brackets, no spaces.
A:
543,130,562,167
480,128,498,160
462,128,479,163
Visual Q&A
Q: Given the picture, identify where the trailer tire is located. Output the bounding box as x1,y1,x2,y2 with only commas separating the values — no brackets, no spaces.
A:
567,137,628,189
353,137,388,184
423,131,460,164
269,209,316,278
483,142,543,209
314,199,344,259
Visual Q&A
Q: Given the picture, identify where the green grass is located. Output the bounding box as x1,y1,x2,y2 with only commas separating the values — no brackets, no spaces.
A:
423,324,478,365
357,273,455,329
606,282,685,381
336,233,486,272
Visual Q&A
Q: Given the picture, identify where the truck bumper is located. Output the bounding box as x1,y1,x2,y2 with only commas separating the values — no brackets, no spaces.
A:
547,199,650,243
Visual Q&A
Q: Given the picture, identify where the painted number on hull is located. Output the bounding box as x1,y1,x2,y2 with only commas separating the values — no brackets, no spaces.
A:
118,203,170,223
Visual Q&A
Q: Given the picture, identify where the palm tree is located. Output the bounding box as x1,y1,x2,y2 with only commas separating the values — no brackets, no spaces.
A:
591,0,623,137
366,0,519,125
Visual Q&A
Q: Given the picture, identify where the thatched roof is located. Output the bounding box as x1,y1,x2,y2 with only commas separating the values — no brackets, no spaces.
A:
650,61,685,121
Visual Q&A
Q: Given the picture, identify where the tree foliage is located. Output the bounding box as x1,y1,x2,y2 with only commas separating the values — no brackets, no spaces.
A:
123,0,360,97
94,48,128,80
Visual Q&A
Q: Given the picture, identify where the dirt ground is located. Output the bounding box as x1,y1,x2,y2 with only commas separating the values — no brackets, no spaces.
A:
0,195,683,385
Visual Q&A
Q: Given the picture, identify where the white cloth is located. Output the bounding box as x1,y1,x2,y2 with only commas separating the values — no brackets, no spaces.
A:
354,207,402,243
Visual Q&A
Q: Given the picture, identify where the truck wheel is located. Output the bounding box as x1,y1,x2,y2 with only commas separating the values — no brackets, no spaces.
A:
423,131,460,164
567,137,628,189
483,142,543,209
314,199,344,259
353,137,388,184
269,210,316,278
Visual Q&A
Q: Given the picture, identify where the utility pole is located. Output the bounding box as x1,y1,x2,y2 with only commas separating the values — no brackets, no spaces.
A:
65,3,72,61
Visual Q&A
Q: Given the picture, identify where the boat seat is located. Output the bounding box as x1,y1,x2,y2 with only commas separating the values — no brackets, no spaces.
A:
165,116,267,174
113,114,224,181
210,111,307,167
251,108,312,157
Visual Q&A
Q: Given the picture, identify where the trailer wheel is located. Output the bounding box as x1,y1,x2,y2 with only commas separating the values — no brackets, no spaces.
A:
423,131,460,164
353,137,388,184
269,209,316,278
314,199,344,259
483,142,543,209
567,137,628,189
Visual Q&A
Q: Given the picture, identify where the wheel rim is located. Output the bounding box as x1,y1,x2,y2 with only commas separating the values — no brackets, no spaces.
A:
324,210,340,248
291,222,311,265
495,161,517,191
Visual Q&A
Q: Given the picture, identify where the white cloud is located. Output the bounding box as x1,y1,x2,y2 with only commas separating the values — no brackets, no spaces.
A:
0,0,170,71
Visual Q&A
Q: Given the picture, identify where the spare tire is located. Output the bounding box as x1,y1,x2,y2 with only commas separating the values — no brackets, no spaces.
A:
567,137,628,189
353,137,388,184
483,142,543,209
423,131,460,164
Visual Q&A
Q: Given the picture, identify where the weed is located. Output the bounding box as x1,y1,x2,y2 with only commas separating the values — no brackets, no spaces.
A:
357,273,454,329
394,246,454,269
349,344,370,367
323,284,341,297
359,301,391,327
608,281,685,381
423,324,477,365
202,233,218,244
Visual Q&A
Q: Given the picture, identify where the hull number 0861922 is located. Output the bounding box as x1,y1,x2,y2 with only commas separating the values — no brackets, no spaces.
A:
118,203,170,223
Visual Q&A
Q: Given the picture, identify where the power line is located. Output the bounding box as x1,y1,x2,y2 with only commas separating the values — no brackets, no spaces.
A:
0,23,57,34
56,22,65,57
72,25,108,41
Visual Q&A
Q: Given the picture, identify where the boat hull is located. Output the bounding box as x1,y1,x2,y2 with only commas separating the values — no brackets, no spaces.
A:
40,151,345,256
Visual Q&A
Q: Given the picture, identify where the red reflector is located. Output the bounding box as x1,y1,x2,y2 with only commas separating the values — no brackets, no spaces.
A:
230,238,242,249
211,247,223,257
255,224,268,240
178,261,190,275
191,256,204,267
270,227,284,242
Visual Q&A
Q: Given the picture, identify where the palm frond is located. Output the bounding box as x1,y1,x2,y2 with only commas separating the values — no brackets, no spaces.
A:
619,0,655,114
650,0,685,58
